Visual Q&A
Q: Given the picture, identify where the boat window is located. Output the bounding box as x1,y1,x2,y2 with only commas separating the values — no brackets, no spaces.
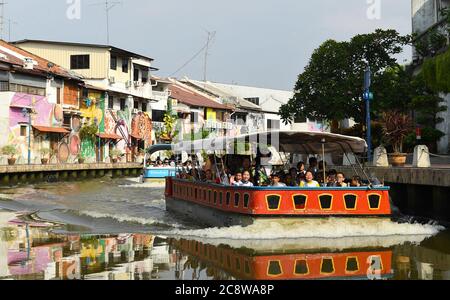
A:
267,195,281,210
321,258,335,274
220,252,224,264
344,194,358,210
243,194,250,208
267,261,283,276
368,194,381,210
244,260,251,274
226,192,231,206
294,259,309,275
209,190,212,203
293,195,307,210
219,192,223,205
214,191,217,204
227,255,231,268
235,258,241,271
195,242,199,252
195,188,198,199
319,194,333,210
234,193,240,207
203,190,207,202
346,257,359,273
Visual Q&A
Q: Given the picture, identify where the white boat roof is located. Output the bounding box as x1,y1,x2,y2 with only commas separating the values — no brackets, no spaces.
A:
173,130,367,154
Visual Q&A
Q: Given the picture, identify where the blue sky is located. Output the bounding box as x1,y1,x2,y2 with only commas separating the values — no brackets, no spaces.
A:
4,0,412,90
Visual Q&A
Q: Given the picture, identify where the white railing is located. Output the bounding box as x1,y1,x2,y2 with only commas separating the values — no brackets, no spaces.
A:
151,91,170,102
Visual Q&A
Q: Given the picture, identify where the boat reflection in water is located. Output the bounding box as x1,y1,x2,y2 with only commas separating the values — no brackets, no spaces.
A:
168,238,393,280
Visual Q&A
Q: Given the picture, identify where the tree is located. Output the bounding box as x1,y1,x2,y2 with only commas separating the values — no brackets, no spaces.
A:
280,29,411,127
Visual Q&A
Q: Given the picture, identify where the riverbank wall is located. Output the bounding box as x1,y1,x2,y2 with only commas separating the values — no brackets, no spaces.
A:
0,163,143,186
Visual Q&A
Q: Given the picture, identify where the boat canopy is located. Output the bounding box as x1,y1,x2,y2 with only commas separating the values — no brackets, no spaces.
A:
172,130,367,155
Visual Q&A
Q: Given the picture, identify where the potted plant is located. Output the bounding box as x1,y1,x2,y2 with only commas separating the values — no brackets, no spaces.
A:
77,154,85,164
382,111,413,167
110,149,122,163
40,148,52,165
2,145,18,165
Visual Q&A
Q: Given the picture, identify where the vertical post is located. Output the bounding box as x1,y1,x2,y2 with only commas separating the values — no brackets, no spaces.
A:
364,67,372,163
321,138,326,186
27,110,32,165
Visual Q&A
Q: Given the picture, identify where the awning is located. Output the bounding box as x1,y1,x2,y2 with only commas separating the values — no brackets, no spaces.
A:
131,133,142,140
96,133,123,140
33,126,70,134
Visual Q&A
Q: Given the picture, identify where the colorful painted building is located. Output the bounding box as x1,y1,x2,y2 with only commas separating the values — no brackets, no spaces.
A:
0,40,85,164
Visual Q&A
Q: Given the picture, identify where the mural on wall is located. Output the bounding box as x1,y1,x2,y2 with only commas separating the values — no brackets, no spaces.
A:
5,93,64,162
79,91,106,160
131,112,152,147
104,108,131,154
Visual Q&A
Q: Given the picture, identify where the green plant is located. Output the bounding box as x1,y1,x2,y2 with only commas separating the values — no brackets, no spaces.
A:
110,149,122,158
40,148,54,158
382,111,413,153
79,123,99,144
1,145,18,158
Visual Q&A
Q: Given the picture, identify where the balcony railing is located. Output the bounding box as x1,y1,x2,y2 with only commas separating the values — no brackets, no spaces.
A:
151,91,170,102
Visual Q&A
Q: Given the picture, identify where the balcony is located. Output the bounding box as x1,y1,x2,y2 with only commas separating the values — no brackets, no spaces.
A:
151,91,170,102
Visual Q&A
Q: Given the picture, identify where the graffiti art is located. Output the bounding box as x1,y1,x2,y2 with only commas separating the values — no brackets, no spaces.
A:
131,112,152,145
58,142,70,163
71,116,81,132
69,134,81,156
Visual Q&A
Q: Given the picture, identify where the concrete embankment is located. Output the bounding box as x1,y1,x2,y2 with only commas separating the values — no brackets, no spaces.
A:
0,163,143,186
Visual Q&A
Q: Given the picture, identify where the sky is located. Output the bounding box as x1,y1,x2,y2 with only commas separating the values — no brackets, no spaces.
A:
2,0,412,90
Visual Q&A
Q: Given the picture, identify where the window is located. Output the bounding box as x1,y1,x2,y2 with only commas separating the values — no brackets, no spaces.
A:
134,68,139,82
152,110,165,122
244,97,260,106
142,102,147,112
368,194,381,210
142,71,148,83
9,83,45,96
134,101,139,109
266,195,281,210
321,258,335,274
243,194,250,208
70,55,90,69
226,192,231,206
63,114,71,127
110,55,117,70
319,194,333,210
346,257,359,273
120,98,126,111
214,191,217,204
294,260,309,275
267,119,280,130
219,192,223,205
20,125,27,137
190,112,199,123
293,195,307,210
344,194,358,210
122,59,128,73
56,87,61,104
234,193,240,207
108,95,114,109
267,261,282,276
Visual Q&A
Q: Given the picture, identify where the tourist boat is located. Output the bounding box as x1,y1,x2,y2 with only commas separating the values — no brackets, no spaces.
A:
161,130,392,227
142,144,177,183
169,238,393,280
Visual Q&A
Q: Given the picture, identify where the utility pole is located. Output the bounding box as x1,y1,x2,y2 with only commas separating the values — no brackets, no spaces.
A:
0,1,6,40
203,31,216,82
363,66,374,163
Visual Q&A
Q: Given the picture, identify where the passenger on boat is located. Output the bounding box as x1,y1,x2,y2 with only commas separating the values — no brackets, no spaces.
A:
299,170,320,187
241,170,254,187
285,167,299,187
270,173,287,187
232,171,243,186
205,169,214,182
336,172,348,187
297,161,306,177
308,157,318,176
350,175,362,187
326,169,338,187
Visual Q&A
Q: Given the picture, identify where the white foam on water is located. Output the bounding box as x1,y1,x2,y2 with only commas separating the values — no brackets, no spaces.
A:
167,218,444,240
78,210,181,228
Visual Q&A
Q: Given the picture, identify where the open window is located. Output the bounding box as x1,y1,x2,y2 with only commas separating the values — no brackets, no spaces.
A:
234,193,240,207
293,194,307,210
319,194,333,210
320,258,335,274
294,259,309,276
267,260,283,277
345,257,359,273
243,194,250,208
344,194,358,210
368,194,381,210
266,195,281,210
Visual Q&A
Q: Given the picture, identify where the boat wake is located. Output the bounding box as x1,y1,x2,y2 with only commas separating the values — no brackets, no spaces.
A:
165,218,444,241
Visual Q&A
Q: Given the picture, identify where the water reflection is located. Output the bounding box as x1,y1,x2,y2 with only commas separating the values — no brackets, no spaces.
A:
1,220,450,280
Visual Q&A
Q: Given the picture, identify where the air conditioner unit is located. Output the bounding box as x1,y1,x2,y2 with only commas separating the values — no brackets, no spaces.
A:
132,108,139,114
23,57,34,70
134,81,141,87
109,77,115,84
125,81,132,88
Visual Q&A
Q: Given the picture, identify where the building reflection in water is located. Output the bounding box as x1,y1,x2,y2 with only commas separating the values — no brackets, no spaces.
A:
1,222,450,280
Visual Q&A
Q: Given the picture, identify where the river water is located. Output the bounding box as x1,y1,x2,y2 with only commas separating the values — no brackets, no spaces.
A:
0,178,449,280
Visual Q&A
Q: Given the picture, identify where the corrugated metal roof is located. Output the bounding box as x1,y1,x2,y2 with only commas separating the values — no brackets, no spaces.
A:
169,83,232,111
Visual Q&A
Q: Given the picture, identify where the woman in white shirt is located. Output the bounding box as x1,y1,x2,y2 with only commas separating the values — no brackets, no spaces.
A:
240,170,254,187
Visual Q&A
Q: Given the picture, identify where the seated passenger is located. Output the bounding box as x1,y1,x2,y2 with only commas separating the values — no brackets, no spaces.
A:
297,161,306,177
270,173,287,187
350,175,362,187
285,168,299,187
240,170,254,187
232,172,243,186
336,172,348,187
326,169,338,187
299,170,320,187
205,169,214,182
